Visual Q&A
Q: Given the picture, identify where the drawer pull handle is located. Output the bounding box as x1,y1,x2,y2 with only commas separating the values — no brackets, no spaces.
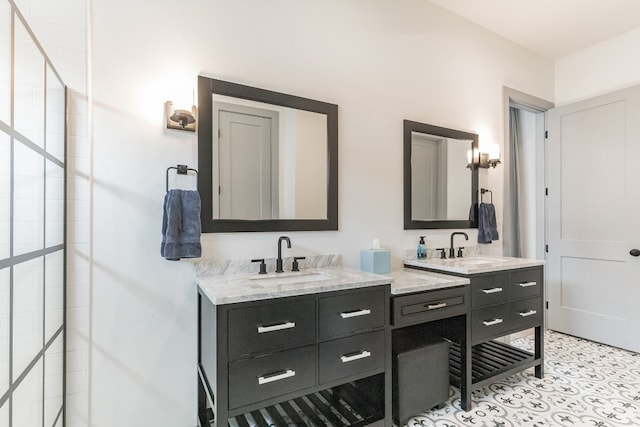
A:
258,369,296,385
257,321,296,334
340,309,371,319
518,281,537,288
426,302,447,310
341,350,371,363
519,310,537,317
483,318,503,326
482,287,503,294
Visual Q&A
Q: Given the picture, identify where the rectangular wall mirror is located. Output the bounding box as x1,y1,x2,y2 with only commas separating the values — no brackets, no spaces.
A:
198,76,338,232
404,120,478,229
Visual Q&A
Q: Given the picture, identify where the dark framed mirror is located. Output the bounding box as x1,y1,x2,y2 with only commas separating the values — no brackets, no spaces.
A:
198,76,338,232
403,120,478,229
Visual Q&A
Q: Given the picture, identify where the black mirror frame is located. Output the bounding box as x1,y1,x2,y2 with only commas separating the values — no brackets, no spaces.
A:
198,76,339,232
403,119,479,230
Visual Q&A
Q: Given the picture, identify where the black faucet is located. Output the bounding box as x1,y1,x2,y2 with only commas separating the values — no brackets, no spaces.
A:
449,232,469,258
276,236,291,273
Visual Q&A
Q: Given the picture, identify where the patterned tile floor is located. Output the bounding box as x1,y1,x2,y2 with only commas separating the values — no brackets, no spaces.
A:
405,330,640,427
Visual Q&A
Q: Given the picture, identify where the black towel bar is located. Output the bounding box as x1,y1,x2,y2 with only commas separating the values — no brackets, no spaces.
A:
166,164,198,192
480,188,493,204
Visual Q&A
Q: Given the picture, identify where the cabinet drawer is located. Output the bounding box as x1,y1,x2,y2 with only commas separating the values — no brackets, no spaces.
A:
471,274,509,308
228,345,316,409
319,330,385,384
509,269,542,301
392,286,468,327
510,297,543,330
228,299,316,359
318,289,385,340
471,303,509,342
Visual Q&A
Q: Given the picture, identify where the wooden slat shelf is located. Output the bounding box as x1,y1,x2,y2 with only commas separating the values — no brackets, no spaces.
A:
449,340,536,388
227,383,383,427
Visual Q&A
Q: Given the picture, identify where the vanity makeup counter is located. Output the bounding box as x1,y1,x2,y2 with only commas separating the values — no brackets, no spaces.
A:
196,260,393,427
404,255,545,411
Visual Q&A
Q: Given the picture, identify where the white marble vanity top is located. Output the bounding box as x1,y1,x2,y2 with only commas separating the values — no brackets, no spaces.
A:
197,267,392,305
389,270,469,295
404,255,544,275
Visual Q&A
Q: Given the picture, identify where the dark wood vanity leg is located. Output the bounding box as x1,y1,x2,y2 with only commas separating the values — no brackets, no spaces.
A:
534,325,544,378
460,317,472,411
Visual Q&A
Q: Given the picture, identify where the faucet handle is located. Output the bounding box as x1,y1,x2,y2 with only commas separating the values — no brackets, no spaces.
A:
435,248,447,259
251,258,267,274
457,247,465,258
292,256,306,272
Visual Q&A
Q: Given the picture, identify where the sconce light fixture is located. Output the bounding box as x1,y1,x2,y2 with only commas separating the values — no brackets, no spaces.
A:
467,144,501,169
166,101,197,132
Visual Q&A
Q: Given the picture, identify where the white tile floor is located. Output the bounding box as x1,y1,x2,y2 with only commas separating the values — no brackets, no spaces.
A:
406,330,640,427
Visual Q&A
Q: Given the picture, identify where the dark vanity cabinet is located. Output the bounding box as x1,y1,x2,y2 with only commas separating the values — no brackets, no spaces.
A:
197,286,392,427
403,265,544,411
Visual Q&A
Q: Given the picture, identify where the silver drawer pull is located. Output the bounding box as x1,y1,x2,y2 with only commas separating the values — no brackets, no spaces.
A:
483,318,503,326
427,302,447,310
519,310,537,317
340,309,371,319
518,281,537,288
482,287,503,294
341,350,371,363
258,369,295,385
257,321,296,334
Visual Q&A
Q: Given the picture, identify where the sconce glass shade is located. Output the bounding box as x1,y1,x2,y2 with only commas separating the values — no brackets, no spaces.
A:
487,143,501,163
166,101,197,132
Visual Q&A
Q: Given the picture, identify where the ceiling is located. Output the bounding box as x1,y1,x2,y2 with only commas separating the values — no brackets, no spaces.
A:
430,0,640,59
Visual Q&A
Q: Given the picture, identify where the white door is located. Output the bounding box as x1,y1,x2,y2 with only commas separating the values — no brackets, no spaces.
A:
218,110,274,220
547,85,640,352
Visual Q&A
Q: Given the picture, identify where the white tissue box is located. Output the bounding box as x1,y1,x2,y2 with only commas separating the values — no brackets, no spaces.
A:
360,249,391,274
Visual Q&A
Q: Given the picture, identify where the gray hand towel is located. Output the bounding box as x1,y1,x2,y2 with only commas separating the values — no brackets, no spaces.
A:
161,189,202,260
478,202,499,244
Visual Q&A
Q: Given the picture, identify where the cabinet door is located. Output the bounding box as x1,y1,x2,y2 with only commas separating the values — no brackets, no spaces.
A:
228,299,316,359
509,268,542,301
471,303,509,343
510,297,543,330
318,330,385,384
318,289,385,340
228,345,316,409
471,273,509,308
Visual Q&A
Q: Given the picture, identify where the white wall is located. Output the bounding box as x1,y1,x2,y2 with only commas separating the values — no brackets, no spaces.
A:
88,1,553,425
555,28,640,105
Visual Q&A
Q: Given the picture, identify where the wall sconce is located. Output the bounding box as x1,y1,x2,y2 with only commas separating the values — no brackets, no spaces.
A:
166,101,197,132
466,144,501,169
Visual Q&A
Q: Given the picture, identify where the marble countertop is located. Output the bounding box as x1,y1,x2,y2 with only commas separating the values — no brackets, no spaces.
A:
389,270,469,295
404,255,544,275
197,267,392,305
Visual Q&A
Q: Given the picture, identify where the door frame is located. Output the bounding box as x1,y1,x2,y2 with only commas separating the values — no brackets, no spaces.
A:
502,87,553,325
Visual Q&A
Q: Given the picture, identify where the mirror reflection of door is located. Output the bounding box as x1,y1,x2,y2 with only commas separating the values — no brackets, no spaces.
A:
411,133,447,220
215,103,279,220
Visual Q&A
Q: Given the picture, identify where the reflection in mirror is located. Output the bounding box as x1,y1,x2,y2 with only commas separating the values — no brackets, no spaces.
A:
213,96,327,220
198,76,338,232
404,120,478,230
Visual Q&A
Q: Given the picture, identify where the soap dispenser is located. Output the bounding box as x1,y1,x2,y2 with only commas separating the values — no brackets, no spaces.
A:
417,236,427,259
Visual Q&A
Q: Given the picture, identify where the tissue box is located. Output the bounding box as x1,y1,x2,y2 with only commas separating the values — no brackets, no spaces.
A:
360,249,391,274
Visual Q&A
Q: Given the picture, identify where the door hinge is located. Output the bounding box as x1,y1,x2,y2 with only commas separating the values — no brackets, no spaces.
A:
545,188,548,196
218,129,221,138
545,130,548,139
545,301,549,309
218,185,221,195
545,244,549,253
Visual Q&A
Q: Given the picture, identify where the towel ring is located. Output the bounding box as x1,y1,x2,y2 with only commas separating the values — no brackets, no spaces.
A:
166,164,198,192
481,188,493,204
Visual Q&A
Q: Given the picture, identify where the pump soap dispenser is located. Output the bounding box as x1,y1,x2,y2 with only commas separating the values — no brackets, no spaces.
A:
417,236,427,259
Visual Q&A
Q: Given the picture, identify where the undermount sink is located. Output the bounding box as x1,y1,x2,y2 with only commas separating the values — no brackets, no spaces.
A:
454,257,508,265
250,271,335,285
